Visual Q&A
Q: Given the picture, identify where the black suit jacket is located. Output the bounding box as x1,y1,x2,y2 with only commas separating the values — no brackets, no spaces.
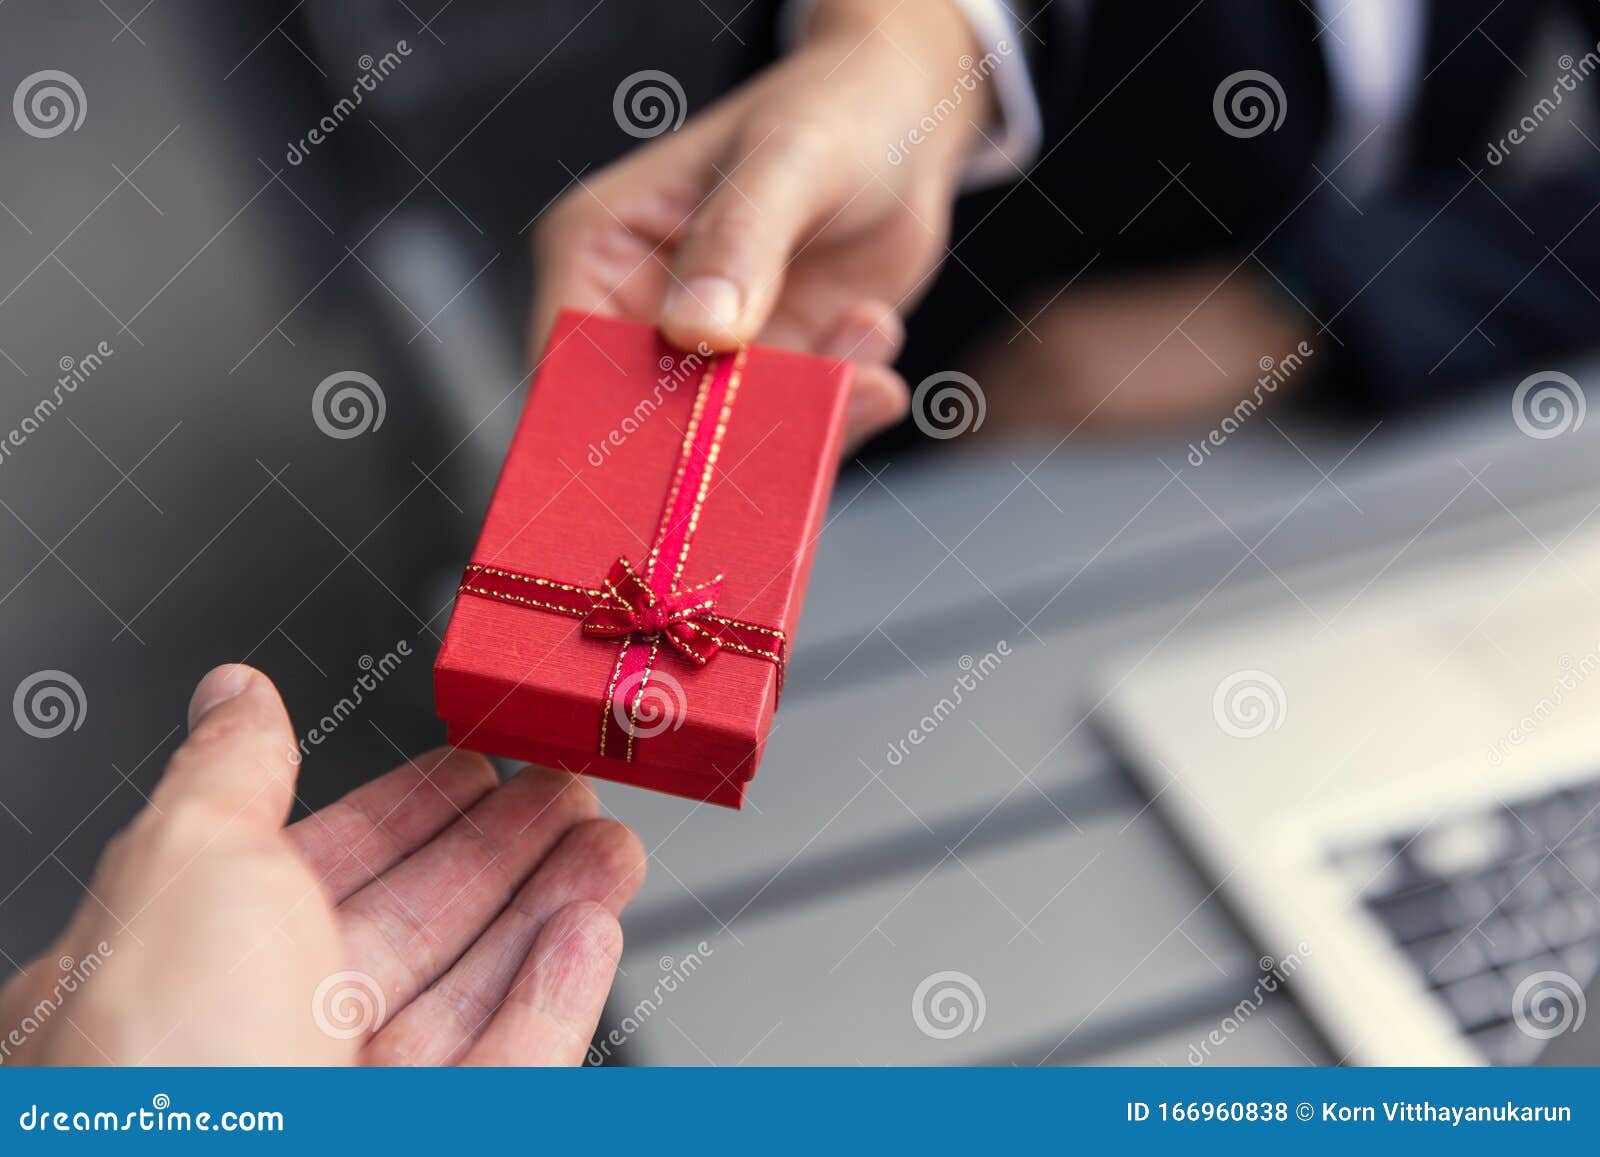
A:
913,0,1600,410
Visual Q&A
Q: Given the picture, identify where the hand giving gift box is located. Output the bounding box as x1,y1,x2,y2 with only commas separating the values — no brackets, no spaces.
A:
434,310,852,808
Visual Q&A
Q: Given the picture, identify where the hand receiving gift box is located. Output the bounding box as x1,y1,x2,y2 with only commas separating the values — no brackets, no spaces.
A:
434,311,853,808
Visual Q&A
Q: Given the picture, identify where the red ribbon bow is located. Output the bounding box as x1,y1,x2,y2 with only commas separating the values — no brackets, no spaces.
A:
581,556,724,666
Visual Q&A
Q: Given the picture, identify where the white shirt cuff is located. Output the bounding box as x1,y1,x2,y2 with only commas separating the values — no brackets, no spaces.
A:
780,0,1044,190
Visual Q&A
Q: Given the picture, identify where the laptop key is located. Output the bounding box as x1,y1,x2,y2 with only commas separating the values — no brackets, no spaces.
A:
1446,874,1502,923
1565,891,1600,938
1468,1022,1543,1066
1529,896,1586,949
1437,971,1512,1032
1555,838,1600,886
1408,932,1487,986
1478,915,1542,968
1560,936,1600,983
1412,813,1515,879
1368,884,1453,944
1502,863,1557,910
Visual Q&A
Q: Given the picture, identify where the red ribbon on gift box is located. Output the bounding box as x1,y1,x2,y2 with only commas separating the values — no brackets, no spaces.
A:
457,347,787,763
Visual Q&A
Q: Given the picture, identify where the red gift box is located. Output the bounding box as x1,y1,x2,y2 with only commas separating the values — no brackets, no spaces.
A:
434,310,852,808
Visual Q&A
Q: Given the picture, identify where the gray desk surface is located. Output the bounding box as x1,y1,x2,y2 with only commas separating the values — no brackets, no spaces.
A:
596,399,1600,1066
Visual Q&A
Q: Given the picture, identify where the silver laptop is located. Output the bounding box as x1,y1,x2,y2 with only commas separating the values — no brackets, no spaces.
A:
1098,514,1600,1065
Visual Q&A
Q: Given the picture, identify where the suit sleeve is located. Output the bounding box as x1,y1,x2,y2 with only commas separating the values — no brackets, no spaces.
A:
1266,165,1600,409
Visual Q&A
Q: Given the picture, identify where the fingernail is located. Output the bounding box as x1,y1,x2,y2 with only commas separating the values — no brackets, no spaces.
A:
187,664,253,730
662,277,742,342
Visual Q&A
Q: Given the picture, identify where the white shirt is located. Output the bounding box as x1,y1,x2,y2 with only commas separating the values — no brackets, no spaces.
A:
1316,0,1427,196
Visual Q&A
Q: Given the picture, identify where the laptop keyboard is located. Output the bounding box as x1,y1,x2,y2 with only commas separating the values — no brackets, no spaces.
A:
1334,778,1600,1064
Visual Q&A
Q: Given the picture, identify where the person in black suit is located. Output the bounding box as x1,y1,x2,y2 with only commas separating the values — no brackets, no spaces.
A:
531,0,1600,438
938,0,1600,433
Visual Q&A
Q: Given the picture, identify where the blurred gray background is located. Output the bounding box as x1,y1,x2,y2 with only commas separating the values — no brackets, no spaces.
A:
0,0,777,969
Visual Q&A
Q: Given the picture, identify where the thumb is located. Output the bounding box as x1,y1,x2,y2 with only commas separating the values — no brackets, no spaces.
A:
150,664,302,832
660,122,839,350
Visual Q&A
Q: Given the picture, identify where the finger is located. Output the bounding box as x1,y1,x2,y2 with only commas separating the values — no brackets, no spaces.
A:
817,299,904,367
528,212,623,362
814,300,908,454
459,901,624,1067
285,748,500,904
149,665,300,832
365,818,646,1065
661,121,841,350
841,363,909,456
333,764,599,1027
